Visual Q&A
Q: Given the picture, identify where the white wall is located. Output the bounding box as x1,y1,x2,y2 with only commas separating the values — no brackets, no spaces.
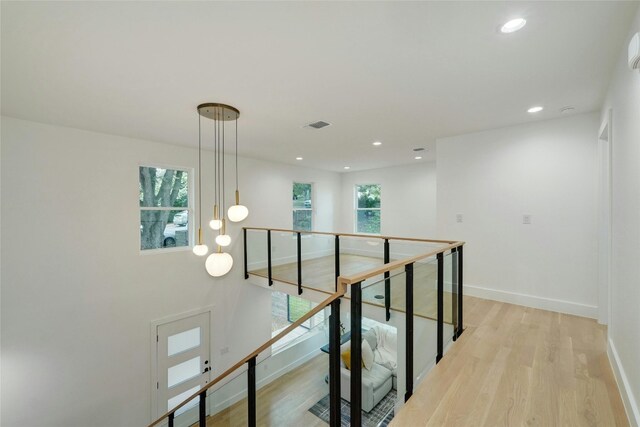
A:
436,113,600,318
601,7,640,425
0,116,341,426
339,162,437,238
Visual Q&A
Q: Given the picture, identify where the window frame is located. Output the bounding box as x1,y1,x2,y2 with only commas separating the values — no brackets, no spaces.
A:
139,163,195,254
354,183,381,235
292,181,314,232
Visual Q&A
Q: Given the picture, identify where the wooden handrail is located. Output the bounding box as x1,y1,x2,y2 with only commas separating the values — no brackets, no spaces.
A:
338,241,465,286
243,227,458,245
148,290,345,427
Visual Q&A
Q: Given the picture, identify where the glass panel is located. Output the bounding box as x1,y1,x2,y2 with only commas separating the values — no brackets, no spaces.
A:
270,231,297,285
168,356,201,389
356,184,381,209
300,233,335,293
139,166,189,208
257,316,330,426
413,260,439,385
140,209,189,250
246,229,268,277
443,251,455,351
292,209,312,231
207,367,248,426
168,385,200,417
168,327,201,357
339,235,386,287
356,210,381,234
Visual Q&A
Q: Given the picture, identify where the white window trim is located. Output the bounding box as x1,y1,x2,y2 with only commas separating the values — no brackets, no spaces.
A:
139,164,195,254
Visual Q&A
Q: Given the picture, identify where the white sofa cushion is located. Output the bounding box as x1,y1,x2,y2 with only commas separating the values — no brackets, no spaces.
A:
362,339,374,371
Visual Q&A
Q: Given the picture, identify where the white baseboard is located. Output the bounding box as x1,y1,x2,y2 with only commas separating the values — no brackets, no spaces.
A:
464,284,598,319
608,338,640,427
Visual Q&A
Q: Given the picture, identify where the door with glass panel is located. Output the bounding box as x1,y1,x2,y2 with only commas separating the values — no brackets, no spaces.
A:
157,312,211,419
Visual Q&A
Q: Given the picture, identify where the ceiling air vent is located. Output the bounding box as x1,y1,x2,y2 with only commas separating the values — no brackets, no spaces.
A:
305,120,331,129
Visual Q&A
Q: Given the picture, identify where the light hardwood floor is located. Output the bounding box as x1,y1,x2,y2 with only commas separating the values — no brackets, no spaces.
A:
250,254,454,323
391,296,629,427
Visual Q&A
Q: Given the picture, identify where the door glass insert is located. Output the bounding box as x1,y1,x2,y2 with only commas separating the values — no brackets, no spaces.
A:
168,356,201,388
168,385,200,416
167,327,201,356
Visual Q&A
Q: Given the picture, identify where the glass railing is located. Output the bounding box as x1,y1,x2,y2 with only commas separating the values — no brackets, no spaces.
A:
150,229,464,427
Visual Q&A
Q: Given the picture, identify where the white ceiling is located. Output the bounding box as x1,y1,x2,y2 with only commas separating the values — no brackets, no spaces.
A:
1,1,637,172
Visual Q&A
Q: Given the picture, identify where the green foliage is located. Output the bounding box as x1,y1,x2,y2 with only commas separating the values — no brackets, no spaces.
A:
288,296,312,323
357,184,381,208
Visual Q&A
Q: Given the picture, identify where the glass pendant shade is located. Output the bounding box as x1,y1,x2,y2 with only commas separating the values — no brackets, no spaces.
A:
193,244,209,256
227,204,249,222
205,251,233,277
215,234,231,247
209,219,222,230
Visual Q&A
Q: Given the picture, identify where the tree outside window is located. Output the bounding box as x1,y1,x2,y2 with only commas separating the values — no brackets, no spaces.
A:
292,182,312,231
139,166,191,250
355,184,381,234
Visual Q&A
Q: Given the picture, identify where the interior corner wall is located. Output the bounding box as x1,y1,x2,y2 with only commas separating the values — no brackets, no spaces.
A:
339,162,437,238
436,112,600,318
0,116,341,427
601,6,640,425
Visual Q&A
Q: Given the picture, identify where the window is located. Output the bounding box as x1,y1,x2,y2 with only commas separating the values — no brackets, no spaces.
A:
139,166,191,250
271,291,326,352
355,184,381,234
292,182,312,231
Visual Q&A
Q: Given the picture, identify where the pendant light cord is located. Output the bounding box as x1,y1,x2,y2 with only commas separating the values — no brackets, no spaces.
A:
235,117,239,192
222,117,226,215
198,112,202,237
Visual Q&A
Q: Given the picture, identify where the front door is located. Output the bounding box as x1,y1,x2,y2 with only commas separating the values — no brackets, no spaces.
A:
156,312,211,420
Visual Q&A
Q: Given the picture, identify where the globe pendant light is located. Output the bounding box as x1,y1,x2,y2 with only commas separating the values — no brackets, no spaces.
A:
196,103,239,277
192,109,208,256
228,118,249,222
205,247,234,277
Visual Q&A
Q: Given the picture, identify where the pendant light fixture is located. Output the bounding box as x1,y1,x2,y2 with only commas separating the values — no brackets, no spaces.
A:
196,103,239,277
227,118,249,222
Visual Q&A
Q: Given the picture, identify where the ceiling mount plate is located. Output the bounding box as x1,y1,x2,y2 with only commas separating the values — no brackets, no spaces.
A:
197,103,240,121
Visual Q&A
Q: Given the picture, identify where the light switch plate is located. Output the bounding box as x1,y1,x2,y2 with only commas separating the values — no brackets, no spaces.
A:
456,214,463,223
523,215,532,225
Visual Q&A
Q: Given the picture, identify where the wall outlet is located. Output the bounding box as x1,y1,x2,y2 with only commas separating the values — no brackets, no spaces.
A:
220,346,229,355
523,215,532,225
456,214,463,223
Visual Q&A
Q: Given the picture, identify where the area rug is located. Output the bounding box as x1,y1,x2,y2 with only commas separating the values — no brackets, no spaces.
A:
308,390,396,426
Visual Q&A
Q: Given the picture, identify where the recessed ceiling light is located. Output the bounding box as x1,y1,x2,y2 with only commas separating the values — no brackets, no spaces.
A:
527,106,543,113
501,18,527,33
296,157,303,160
344,166,350,170
372,141,382,146
414,156,423,160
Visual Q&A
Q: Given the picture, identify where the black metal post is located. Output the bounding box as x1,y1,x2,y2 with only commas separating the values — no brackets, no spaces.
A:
458,245,464,339
168,412,174,427
436,252,444,363
384,239,391,321
199,390,206,427
334,235,340,292
248,356,256,427
329,299,341,426
267,230,273,286
351,282,362,426
297,232,302,295
405,263,414,402
452,247,458,341
243,228,249,279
